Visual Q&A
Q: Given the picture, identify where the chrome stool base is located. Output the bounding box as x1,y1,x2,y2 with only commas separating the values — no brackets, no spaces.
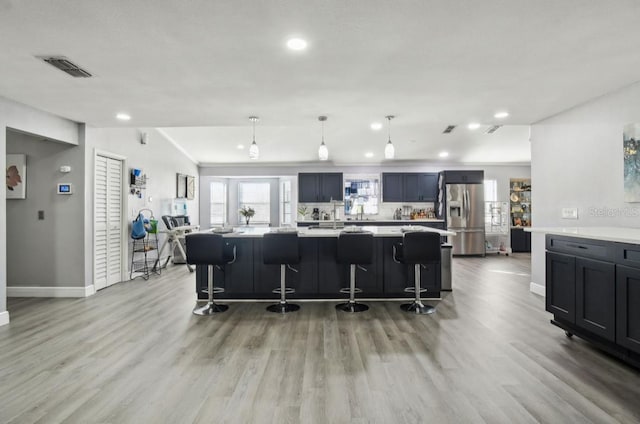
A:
266,302,300,314
400,301,435,315
193,302,229,315
336,302,369,313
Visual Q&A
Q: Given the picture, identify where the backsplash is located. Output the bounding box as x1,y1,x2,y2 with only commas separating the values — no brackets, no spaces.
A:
298,201,435,221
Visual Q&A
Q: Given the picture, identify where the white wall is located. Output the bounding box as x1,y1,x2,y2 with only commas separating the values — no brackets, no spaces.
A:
6,131,85,288
0,96,80,324
83,127,199,284
530,80,640,295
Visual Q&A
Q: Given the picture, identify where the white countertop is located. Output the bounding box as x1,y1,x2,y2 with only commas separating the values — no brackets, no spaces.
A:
208,225,455,238
297,218,445,223
526,226,640,244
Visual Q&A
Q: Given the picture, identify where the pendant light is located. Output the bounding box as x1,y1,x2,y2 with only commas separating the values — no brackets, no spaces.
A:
248,116,259,160
384,115,395,159
318,115,328,161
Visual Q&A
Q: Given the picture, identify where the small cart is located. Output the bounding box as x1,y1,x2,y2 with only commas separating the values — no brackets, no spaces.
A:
485,201,510,255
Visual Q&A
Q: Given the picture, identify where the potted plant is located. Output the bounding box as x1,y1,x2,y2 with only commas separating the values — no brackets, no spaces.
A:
239,206,255,225
297,205,308,221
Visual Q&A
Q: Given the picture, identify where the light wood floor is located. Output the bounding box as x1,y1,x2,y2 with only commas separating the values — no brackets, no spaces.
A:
1,254,639,424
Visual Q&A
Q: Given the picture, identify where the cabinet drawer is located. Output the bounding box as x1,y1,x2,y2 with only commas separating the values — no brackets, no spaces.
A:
545,235,613,261
615,242,640,268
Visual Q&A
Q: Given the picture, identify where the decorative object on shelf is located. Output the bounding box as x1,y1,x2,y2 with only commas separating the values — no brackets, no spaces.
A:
318,115,329,161
248,116,260,160
510,178,531,228
239,205,255,225
623,123,640,201
384,115,395,159
6,153,26,199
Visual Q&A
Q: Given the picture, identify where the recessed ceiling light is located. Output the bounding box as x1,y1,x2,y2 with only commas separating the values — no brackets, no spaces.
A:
365,152,374,158
370,122,383,131
286,38,307,51
237,144,245,150
439,151,449,158
494,111,509,119
116,113,131,121
467,122,481,130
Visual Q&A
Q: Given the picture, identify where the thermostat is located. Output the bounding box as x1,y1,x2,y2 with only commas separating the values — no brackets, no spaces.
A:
57,183,73,194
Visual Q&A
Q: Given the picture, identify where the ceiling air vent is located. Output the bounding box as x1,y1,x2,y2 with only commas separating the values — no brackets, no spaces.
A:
443,125,456,134
485,125,502,134
40,56,92,77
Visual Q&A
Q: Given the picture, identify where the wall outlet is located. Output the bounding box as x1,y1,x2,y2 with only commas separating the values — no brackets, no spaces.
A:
562,207,578,219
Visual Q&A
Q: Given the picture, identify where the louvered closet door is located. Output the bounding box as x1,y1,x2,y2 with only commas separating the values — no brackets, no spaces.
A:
94,154,124,291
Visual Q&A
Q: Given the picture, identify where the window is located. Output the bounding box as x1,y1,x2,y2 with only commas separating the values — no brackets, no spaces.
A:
281,180,292,225
238,182,271,224
344,176,380,216
484,179,498,202
210,181,227,226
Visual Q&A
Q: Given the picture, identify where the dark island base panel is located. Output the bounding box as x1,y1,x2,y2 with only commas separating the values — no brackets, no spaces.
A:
196,237,441,300
551,318,640,370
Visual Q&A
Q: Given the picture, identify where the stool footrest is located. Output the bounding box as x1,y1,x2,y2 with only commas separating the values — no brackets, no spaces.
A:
273,287,295,295
339,287,363,294
203,287,225,294
404,287,428,294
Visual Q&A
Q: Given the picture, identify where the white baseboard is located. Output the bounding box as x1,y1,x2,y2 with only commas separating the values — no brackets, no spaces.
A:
7,285,96,298
530,282,545,297
0,311,9,327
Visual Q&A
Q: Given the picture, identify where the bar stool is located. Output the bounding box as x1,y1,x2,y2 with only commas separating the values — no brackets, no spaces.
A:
393,231,440,314
186,233,236,315
263,232,301,313
336,231,374,313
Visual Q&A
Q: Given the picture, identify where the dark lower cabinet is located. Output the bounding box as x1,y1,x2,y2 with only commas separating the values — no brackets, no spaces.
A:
545,252,576,323
511,228,531,252
221,239,254,296
616,265,640,354
575,257,615,341
383,237,440,297
546,234,640,369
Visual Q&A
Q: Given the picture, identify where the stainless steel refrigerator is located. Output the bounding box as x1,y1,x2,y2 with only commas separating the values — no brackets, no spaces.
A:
446,183,485,255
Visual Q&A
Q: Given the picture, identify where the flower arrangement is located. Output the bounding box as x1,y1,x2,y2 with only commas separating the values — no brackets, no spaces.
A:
297,205,308,219
239,206,255,225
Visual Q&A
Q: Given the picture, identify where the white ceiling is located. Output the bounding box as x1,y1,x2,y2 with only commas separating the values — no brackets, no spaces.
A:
1,0,640,164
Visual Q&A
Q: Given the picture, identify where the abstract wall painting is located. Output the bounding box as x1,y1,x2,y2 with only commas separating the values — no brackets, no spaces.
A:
6,154,26,199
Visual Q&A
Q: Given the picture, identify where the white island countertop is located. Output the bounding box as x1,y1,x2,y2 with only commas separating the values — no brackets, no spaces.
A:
208,225,455,238
297,218,445,224
526,226,640,244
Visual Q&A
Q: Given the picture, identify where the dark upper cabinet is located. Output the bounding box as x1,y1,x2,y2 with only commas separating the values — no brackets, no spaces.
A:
575,257,615,341
442,170,484,184
383,172,438,202
320,173,343,202
545,251,576,323
382,173,404,202
298,173,343,203
616,265,640,353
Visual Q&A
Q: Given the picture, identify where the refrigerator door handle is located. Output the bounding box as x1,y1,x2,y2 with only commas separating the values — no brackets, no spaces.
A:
464,189,470,221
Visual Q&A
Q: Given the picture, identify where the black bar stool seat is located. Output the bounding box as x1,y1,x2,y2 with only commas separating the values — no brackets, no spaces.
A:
186,233,235,315
336,231,374,313
393,231,440,314
263,232,301,313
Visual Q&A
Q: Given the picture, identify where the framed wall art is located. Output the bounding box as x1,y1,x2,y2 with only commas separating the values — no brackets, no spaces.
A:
6,153,26,199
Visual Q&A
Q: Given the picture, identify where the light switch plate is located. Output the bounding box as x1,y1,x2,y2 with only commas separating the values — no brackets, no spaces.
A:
562,207,578,219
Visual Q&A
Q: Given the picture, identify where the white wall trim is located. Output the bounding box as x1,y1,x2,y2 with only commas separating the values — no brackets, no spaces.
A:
156,128,199,165
530,282,545,297
7,285,96,298
0,311,9,326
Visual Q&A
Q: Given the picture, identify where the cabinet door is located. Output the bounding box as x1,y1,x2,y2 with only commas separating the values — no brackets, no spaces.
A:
545,252,576,323
317,238,345,295
616,265,640,353
403,174,421,202
298,173,319,202
418,173,439,201
575,257,615,341
320,173,343,202
223,239,255,295
382,173,403,202
511,228,527,252
383,238,408,295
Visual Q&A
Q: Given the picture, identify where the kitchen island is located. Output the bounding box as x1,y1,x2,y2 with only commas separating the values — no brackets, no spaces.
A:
195,226,455,301
530,226,640,368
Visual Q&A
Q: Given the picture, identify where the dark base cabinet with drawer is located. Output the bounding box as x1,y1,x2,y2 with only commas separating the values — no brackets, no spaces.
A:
545,234,640,369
